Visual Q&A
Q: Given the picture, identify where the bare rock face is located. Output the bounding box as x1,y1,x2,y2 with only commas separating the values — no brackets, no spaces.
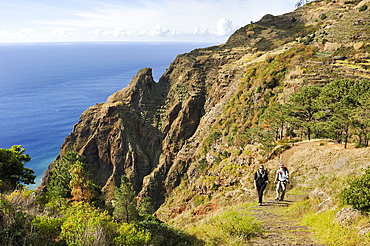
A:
38,68,159,197
38,52,230,205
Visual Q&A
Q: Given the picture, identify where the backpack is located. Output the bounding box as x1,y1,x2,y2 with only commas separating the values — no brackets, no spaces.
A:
256,170,267,180
278,167,289,182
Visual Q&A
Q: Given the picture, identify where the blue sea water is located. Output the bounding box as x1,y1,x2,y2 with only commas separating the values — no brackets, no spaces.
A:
0,42,216,189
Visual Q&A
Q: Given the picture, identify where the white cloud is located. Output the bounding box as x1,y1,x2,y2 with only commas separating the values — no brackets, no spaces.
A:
0,29,9,37
192,27,211,36
52,28,78,37
0,0,298,42
147,25,173,36
15,28,35,38
216,17,238,36
90,27,134,37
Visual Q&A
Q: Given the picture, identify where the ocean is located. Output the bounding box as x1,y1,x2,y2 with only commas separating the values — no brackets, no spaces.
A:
0,42,216,190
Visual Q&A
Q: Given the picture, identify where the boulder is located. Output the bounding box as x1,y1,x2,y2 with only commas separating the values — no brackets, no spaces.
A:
324,42,342,52
309,187,330,201
358,226,370,237
335,206,362,225
316,197,335,213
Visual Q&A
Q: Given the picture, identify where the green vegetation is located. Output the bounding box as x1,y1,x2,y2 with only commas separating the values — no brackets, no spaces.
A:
340,167,370,211
199,45,320,158
359,5,367,12
285,194,370,246
113,223,151,246
302,209,367,245
138,197,155,215
186,205,262,245
0,150,198,246
47,151,98,205
282,167,370,246
60,203,118,245
113,175,138,223
0,186,198,246
253,78,370,153
47,152,86,201
0,145,35,191
320,14,327,20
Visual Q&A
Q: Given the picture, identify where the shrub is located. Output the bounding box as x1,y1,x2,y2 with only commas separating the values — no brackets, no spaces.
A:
283,143,291,150
187,208,261,245
340,168,370,211
359,5,367,12
137,220,199,246
320,14,327,20
138,197,155,215
113,223,151,246
60,203,118,246
32,216,64,245
0,196,32,245
197,159,208,173
236,149,243,156
0,189,46,245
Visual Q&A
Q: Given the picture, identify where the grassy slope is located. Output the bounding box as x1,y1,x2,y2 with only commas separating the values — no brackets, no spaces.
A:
154,0,370,243
162,141,370,245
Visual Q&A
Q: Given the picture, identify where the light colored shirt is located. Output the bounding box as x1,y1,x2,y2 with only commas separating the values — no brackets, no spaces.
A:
276,168,288,181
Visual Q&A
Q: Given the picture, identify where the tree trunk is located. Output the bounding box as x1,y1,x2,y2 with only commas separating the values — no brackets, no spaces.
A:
125,203,129,223
358,132,362,146
280,122,284,140
344,125,349,149
336,131,342,144
306,127,311,141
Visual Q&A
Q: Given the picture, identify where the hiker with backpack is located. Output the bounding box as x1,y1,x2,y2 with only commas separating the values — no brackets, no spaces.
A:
254,165,269,206
274,164,289,201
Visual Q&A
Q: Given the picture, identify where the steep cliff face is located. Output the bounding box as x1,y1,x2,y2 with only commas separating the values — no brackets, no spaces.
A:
38,49,240,202
39,0,370,207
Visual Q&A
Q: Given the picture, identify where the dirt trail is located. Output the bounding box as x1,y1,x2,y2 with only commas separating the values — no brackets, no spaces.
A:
247,196,325,246
244,141,327,245
246,141,328,245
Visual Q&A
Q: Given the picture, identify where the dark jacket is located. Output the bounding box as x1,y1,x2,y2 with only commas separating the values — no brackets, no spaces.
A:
254,170,268,186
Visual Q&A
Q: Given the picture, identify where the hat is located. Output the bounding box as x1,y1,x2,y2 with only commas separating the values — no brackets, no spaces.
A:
280,164,284,167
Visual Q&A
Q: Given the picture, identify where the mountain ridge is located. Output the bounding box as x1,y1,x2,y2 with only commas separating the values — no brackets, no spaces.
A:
38,0,370,213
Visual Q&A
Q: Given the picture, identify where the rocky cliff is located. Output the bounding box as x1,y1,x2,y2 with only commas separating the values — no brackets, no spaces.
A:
38,0,370,208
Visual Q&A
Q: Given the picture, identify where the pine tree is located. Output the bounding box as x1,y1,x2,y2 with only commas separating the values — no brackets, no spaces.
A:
0,145,35,191
262,103,291,141
47,151,86,201
138,196,155,215
319,79,358,148
289,85,322,141
113,175,138,223
70,160,94,203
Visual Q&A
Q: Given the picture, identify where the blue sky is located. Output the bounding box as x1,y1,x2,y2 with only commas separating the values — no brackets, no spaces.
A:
0,0,297,43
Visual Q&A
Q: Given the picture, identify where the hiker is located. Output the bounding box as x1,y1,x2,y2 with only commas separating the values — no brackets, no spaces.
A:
254,165,269,206
274,164,289,201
